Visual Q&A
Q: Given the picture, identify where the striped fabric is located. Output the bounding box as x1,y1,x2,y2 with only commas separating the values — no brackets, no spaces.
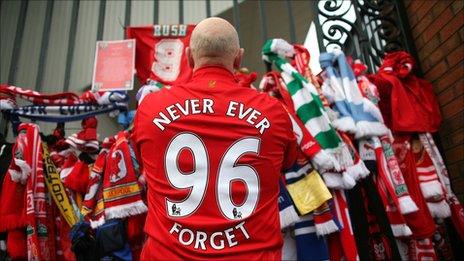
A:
262,39,352,170
294,214,330,261
319,50,389,139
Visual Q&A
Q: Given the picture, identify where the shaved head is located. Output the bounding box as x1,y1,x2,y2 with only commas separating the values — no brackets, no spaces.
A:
187,17,244,71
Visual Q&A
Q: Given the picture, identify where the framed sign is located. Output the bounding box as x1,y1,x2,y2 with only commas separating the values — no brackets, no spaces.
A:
92,39,136,92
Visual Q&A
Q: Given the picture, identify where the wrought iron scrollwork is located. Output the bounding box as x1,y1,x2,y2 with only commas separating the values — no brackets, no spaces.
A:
314,0,416,72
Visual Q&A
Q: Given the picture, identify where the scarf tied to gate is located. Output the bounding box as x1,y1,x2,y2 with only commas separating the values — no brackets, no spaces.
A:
319,50,389,139
259,72,337,171
0,85,128,124
262,39,354,174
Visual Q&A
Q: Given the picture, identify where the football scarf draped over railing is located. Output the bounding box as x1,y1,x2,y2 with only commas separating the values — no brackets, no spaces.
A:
319,50,389,139
262,39,353,171
6,104,127,123
0,84,128,124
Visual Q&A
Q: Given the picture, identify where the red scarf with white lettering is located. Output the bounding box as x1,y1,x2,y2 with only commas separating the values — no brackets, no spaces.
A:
359,138,412,238
412,138,450,219
392,135,436,239
103,131,147,219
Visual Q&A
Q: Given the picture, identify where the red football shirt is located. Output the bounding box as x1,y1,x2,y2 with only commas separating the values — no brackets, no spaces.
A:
133,66,297,260
126,24,195,86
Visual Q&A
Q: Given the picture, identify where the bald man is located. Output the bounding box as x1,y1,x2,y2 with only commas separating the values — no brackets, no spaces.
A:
133,18,297,260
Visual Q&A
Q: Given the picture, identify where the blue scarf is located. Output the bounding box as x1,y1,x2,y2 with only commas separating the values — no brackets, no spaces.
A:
294,215,329,261
319,50,388,139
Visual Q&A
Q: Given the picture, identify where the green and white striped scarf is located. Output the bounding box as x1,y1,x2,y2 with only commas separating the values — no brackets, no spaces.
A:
262,39,352,170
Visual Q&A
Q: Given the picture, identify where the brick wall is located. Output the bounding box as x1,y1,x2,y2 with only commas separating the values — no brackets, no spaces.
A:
404,0,464,202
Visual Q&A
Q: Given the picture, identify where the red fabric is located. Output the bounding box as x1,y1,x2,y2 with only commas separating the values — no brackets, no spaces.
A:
450,196,464,240
374,51,441,132
0,84,102,105
6,229,27,259
126,25,195,86
127,213,147,261
327,232,345,261
81,150,107,220
62,160,90,194
102,131,146,219
392,135,436,239
408,238,437,261
332,189,359,261
234,71,257,88
0,165,27,232
133,66,298,260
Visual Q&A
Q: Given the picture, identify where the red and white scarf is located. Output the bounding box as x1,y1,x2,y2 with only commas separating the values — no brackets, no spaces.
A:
412,138,450,219
0,84,126,106
379,135,419,215
103,132,147,219
419,133,464,239
81,136,115,228
392,135,436,239
359,138,412,237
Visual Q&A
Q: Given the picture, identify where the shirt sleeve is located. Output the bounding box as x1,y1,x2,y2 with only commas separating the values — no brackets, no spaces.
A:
130,107,144,174
281,108,298,171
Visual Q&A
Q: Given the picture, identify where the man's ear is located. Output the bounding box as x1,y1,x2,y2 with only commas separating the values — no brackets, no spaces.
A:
186,47,194,68
233,48,244,69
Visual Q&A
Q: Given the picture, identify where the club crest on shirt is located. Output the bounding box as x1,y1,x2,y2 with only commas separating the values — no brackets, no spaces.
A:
109,150,127,183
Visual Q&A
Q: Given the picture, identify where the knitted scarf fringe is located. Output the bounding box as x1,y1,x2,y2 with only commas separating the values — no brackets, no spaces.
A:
427,201,451,219
324,145,354,171
420,180,445,199
90,216,106,229
354,121,390,139
332,116,357,133
105,201,148,219
280,205,300,230
9,158,30,184
315,219,340,236
322,172,356,190
344,159,370,182
397,196,419,214
390,224,413,237
311,150,338,172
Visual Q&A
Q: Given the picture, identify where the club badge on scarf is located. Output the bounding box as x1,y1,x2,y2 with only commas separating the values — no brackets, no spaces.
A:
103,131,147,219
42,143,78,227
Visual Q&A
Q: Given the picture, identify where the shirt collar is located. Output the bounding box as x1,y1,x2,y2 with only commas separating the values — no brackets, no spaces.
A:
192,65,236,81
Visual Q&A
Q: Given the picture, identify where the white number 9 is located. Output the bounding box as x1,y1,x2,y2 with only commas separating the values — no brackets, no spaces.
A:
152,39,184,82
165,133,208,217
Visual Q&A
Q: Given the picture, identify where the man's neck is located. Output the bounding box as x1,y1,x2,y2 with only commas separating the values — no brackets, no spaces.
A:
193,58,234,73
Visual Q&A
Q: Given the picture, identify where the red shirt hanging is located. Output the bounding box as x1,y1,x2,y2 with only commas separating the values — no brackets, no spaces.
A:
126,24,195,86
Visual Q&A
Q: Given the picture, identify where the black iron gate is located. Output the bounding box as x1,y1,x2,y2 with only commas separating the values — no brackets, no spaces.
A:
312,0,422,74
